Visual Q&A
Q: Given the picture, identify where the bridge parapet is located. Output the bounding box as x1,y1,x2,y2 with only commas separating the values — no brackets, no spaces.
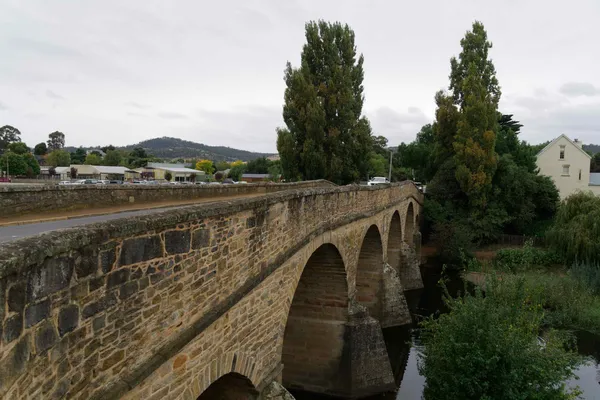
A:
0,182,422,399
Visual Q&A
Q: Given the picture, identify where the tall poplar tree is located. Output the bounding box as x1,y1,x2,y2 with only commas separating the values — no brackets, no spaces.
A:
450,22,500,208
277,21,373,184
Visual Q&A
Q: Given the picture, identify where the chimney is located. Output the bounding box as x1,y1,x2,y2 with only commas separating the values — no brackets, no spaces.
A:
573,138,583,148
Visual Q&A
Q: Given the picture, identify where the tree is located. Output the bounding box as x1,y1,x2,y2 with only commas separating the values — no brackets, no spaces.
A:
215,161,231,171
419,277,582,400
101,145,116,153
164,172,172,182
591,153,600,173
229,164,247,181
547,192,600,264
230,160,244,168
34,142,48,156
8,142,29,155
47,131,65,151
84,153,103,165
0,152,28,176
395,124,436,182
214,171,224,182
372,136,389,156
103,150,122,166
496,114,537,173
367,152,387,178
189,173,197,183
277,21,373,184
130,147,148,159
70,167,78,179
451,22,500,209
48,167,56,176
0,125,21,152
196,159,214,174
267,161,282,181
23,153,40,176
47,150,71,167
70,148,86,164
245,157,271,174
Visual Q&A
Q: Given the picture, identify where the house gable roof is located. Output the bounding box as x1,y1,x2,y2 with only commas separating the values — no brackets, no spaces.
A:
536,134,592,160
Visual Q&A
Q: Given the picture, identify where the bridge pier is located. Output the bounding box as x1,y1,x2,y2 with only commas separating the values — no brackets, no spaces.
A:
338,300,396,398
381,263,411,328
399,241,424,291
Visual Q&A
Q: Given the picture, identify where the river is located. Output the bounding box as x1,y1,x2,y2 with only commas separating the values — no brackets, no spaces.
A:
292,264,600,399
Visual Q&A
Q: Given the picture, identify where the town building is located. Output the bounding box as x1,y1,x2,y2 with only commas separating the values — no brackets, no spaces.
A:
536,134,600,199
69,165,139,180
241,173,272,183
136,163,205,182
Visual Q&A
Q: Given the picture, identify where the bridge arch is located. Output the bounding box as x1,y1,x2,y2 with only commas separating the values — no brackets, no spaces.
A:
356,225,384,320
282,243,348,394
404,202,415,245
197,372,258,400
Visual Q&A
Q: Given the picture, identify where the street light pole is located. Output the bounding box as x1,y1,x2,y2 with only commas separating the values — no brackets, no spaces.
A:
388,150,392,182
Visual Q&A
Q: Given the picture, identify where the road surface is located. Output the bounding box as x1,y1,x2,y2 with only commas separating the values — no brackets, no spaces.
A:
0,206,186,244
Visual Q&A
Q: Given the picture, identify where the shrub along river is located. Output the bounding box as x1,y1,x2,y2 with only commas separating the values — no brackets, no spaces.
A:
293,264,600,399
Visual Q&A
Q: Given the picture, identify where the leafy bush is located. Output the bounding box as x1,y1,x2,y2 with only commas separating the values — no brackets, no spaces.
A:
494,241,563,272
547,191,600,264
419,276,583,400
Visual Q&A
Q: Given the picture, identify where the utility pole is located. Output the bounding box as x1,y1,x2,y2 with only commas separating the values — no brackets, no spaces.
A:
388,150,392,182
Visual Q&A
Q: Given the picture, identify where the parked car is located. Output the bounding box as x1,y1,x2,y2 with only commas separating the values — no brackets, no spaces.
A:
97,180,110,185
58,181,72,186
0,177,11,183
367,177,390,186
222,178,234,184
108,180,123,185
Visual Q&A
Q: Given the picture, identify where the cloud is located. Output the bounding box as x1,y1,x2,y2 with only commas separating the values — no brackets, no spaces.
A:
156,111,188,120
502,90,600,144
559,82,600,97
367,107,431,145
46,90,65,100
0,101,7,110
126,101,150,109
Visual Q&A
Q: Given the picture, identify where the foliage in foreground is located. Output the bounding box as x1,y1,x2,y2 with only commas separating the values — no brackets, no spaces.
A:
419,276,583,400
547,191,600,264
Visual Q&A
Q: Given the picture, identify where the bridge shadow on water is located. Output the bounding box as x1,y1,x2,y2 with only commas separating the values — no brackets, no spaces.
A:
290,264,600,400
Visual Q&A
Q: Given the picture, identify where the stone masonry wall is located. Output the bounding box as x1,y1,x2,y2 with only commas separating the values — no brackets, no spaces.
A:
0,180,335,218
0,182,422,400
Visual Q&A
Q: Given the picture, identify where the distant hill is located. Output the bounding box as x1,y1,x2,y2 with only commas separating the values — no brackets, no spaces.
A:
66,137,273,162
584,144,600,155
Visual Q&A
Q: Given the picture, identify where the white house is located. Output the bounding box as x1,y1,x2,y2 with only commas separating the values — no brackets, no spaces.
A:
536,134,600,199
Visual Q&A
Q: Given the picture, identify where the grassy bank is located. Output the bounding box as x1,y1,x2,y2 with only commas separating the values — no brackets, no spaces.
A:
465,263,600,335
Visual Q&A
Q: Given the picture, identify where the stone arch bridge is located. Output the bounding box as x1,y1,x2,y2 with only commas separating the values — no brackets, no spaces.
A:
0,182,423,399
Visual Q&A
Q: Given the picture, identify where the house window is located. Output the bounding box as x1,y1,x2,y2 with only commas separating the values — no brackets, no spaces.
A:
559,145,565,160
562,165,570,175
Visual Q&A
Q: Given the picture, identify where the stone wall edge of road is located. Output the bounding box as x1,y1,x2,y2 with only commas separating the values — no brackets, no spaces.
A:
0,180,337,218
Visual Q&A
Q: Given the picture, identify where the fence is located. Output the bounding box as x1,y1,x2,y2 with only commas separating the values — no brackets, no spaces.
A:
485,234,547,250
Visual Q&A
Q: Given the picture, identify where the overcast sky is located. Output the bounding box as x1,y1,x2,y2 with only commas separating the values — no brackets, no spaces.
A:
1,0,599,153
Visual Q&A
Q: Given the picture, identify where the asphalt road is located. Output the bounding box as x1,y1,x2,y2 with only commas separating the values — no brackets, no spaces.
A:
0,206,183,244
